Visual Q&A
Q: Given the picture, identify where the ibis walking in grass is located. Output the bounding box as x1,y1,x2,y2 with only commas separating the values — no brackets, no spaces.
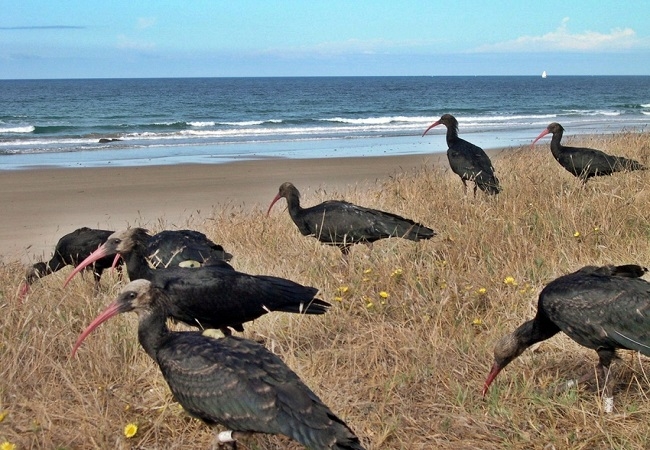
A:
483,264,650,412
531,122,646,182
20,227,119,297
72,279,365,449
65,228,329,335
422,114,501,196
267,182,436,255
145,229,233,268
21,227,232,298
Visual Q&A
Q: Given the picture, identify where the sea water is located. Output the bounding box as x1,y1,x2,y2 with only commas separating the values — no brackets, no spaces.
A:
0,76,648,169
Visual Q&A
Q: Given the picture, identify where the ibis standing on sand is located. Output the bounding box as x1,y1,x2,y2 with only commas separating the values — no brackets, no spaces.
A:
531,122,646,183
267,182,436,255
72,280,365,449
65,228,330,335
20,227,119,297
422,114,501,196
483,264,650,412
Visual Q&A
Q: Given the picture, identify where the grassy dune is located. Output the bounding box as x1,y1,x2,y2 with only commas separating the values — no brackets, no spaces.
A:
1,131,650,449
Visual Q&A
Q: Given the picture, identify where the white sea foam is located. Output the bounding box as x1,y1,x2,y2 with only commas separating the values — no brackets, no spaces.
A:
218,120,282,126
0,125,36,133
457,114,557,123
321,116,430,125
152,121,183,126
561,109,622,116
0,136,105,146
188,121,216,127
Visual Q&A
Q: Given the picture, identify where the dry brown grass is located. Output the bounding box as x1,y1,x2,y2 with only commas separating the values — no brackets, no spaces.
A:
2,131,650,449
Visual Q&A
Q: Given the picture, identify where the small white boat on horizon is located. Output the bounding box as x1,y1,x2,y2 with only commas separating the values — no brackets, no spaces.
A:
542,70,547,79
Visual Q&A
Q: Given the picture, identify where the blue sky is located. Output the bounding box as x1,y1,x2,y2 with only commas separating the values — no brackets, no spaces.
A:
1,1,649,79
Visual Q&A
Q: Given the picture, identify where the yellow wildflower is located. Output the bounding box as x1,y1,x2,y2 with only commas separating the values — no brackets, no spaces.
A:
519,283,532,294
391,268,403,277
477,287,487,295
337,286,349,294
0,411,7,422
124,423,138,438
593,226,600,232
472,318,483,326
503,276,517,286
0,443,16,450
363,268,372,274
573,231,581,238
379,291,389,299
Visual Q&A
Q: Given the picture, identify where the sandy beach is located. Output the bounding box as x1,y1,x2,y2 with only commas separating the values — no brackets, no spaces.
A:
1,152,458,263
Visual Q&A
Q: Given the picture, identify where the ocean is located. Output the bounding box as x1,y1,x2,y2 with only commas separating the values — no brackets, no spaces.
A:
1,76,649,170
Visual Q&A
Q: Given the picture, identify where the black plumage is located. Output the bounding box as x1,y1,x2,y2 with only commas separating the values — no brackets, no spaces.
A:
21,227,232,298
422,114,501,195
532,122,646,182
20,227,118,297
483,264,650,399
72,279,365,450
267,182,436,255
146,229,233,269
65,228,329,334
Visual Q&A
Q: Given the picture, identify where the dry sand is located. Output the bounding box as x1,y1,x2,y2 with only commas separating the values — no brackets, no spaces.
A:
1,153,460,263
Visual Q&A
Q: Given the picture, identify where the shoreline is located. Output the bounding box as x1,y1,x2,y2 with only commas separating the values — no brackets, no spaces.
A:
0,135,453,171
2,125,646,172
1,151,475,263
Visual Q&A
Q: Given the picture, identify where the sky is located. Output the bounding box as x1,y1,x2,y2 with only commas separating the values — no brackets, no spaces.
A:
1,1,649,79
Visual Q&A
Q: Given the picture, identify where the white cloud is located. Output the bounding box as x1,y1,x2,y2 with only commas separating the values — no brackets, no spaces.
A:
116,34,155,51
136,17,157,30
114,18,156,52
474,17,641,53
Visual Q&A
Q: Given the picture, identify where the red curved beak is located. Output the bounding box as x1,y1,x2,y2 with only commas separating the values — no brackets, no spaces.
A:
71,300,123,357
18,281,30,299
266,193,282,217
422,120,442,137
482,362,502,397
531,128,551,148
111,253,121,269
63,244,112,288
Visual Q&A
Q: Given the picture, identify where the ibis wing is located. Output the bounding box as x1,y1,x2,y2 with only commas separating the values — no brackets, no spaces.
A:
157,335,332,435
541,270,650,356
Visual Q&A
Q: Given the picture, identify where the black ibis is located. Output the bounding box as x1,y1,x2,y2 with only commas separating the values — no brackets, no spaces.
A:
422,114,501,195
531,122,646,182
72,279,365,449
20,227,119,297
267,182,436,255
145,229,232,269
483,264,650,410
21,227,231,298
65,228,329,334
